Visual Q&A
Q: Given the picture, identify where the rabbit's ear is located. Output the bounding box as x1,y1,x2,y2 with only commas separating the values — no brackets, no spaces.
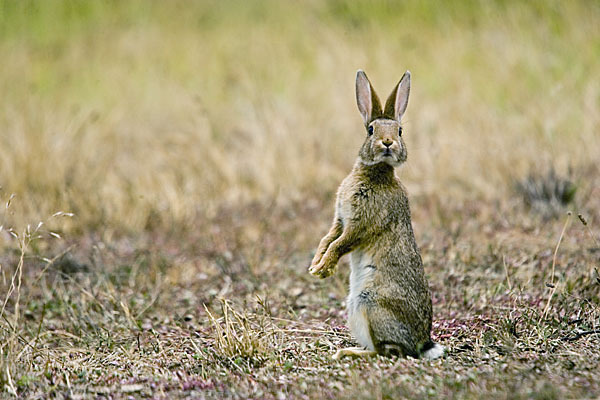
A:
384,71,411,121
356,70,383,125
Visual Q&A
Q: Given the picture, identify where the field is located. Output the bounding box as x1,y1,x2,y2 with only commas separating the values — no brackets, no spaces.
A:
1,0,599,398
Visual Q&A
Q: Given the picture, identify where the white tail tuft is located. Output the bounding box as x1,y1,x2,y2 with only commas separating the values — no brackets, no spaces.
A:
421,343,445,360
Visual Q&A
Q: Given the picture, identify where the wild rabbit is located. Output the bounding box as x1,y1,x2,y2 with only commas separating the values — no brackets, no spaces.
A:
309,70,444,360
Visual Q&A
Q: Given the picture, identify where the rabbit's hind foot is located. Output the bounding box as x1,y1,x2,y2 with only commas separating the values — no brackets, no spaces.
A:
332,347,377,360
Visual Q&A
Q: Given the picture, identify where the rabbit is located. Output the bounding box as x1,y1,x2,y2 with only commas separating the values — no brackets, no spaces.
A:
308,70,444,360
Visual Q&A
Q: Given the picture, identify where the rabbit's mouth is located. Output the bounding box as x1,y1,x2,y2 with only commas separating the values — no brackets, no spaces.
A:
374,148,404,167
380,148,397,160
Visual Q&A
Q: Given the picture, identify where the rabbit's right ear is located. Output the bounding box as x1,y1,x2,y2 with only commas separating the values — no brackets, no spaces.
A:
356,70,383,125
384,71,411,121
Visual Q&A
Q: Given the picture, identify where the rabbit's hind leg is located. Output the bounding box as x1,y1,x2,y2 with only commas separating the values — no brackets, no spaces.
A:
332,347,377,360
368,309,420,358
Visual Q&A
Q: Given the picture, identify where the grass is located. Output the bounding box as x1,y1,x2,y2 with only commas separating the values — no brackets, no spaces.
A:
1,0,599,398
2,199,599,398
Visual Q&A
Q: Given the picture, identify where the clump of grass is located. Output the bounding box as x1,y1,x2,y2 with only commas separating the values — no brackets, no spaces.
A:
515,167,577,216
204,297,276,361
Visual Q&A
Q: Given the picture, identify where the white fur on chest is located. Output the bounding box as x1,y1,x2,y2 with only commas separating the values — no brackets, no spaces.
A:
346,250,375,350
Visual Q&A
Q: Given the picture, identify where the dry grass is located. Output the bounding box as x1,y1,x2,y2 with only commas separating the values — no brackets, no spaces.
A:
1,0,598,231
1,0,600,398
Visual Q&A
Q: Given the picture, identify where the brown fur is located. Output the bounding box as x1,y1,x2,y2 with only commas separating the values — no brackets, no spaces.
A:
309,70,443,360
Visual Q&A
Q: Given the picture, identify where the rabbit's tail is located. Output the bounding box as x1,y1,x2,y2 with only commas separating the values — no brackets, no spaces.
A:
420,340,445,360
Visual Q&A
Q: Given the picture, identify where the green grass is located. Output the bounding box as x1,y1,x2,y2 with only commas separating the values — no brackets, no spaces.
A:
1,0,599,398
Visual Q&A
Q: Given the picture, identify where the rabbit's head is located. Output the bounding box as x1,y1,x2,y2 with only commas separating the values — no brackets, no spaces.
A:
355,70,410,167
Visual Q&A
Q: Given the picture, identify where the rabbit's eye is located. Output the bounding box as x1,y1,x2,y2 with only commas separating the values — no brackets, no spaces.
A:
398,126,403,136
367,126,374,135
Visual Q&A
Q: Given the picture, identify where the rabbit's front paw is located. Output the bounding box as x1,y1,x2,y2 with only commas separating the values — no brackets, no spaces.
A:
309,252,324,269
309,258,336,278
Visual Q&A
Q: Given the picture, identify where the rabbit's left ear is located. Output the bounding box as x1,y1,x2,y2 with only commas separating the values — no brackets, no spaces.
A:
384,71,411,121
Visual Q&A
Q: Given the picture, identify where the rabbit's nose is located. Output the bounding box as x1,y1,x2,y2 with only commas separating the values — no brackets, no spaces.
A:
383,139,393,147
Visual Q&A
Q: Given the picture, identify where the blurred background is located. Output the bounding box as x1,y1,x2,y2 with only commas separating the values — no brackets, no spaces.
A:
0,0,598,232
